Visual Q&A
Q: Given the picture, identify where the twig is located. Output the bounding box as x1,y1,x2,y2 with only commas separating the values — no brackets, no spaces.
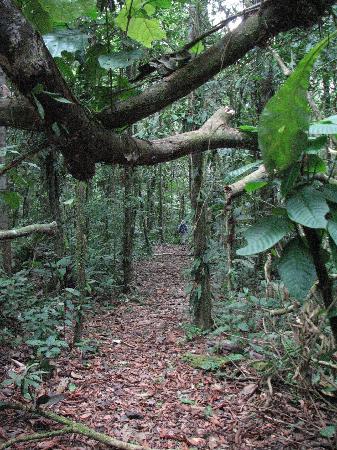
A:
0,147,43,176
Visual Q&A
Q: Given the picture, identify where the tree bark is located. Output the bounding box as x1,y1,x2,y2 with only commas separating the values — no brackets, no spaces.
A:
73,181,88,343
0,67,12,273
0,221,57,240
189,3,213,331
44,149,65,257
122,167,136,293
0,0,333,178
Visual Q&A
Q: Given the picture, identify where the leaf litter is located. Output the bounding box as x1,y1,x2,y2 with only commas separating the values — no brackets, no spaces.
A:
1,245,336,449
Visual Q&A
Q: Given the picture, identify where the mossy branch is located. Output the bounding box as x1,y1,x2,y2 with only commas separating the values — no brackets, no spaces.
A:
0,402,163,450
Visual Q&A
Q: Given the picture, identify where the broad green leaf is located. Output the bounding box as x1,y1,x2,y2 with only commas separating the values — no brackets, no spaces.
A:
321,185,337,204
39,0,97,23
327,219,337,246
286,186,329,229
21,0,53,34
224,160,262,183
149,0,171,8
309,123,337,135
237,216,293,256
144,3,156,15
305,135,327,153
310,115,337,135
304,154,327,174
259,31,337,172
244,181,268,193
280,162,301,198
319,425,336,438
278,238,317,300
98,49,143,70
126,18,166,48
115,0,145,30
190,41,204,55
1,192,22,210
43,30,89,57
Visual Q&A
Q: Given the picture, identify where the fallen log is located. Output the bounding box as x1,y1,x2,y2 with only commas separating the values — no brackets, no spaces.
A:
0,221,57,240
0,401,163,450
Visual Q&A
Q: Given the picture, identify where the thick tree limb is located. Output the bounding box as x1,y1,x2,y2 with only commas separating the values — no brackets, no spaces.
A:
0,222,57,240
97,0,335,129
0,0,334,179
0,96,42,130
0,402,163,450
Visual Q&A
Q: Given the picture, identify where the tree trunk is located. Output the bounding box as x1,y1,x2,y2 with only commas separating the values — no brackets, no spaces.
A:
0,67,12,274
44,149,65,257
122,166,136,293
73,180,88,344
158,164,164,243
189,3,213,330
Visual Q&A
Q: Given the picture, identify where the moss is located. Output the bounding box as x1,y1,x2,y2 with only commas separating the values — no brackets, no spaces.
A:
183,352,243,371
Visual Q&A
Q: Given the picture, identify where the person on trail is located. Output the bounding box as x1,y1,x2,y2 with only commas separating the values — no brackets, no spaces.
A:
178,219,188,244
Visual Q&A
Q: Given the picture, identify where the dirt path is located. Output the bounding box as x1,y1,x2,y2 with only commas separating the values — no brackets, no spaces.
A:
1,245,334,449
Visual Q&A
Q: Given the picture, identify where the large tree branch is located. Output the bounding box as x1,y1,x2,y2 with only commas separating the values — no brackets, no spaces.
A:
97,0,336,129
0,0,335,134
0,0,334,179
0,222,57,240
0,97,42,130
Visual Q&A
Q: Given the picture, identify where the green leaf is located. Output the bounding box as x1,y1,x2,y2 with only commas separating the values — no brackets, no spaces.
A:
321,185,337,204
305,135,327,153
68,382,77,392
65,287,81,297
238,125,258,133
21,0,53,34
319,425,336,438
259,31,337,172
237,216,293,256
244,181,268,193
32,94,45,120
280,162,301,198
309,116,337,136
149,0,171,8
118,17,166,48
327,218,337,246
286,186,329,229
1,191,22,210
39,0,97,23
98,49,143,70
43,30,89,57
278,238,317,300
304,154,327,174
190,41,204,55
224,161,262,183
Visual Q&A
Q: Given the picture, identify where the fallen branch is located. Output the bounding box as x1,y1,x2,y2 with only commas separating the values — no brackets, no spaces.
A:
0,222,58,240
269,302,300,316
0,402,163,450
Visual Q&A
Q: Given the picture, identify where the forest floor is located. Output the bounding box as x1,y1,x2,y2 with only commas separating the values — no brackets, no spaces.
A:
1,245,336,449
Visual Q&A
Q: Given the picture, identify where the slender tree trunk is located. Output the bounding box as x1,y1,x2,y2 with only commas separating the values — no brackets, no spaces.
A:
304,227,337,346
158,164,164,243
0,67,12,274
189,2,213,330
73,180,88,344
44,149,65,257
122,166,136,293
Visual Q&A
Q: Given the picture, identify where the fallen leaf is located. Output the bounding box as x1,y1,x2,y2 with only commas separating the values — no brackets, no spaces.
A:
241,383,258,396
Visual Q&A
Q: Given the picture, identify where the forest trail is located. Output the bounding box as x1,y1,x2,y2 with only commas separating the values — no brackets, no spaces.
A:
1,246,332,449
